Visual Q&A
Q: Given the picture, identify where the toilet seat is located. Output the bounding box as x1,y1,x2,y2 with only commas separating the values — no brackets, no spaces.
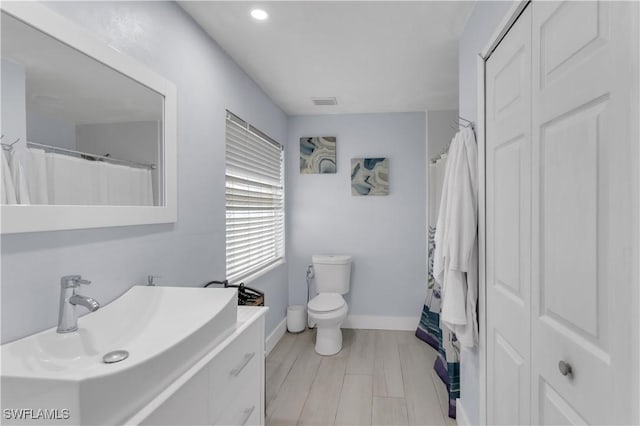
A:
308,293,345,313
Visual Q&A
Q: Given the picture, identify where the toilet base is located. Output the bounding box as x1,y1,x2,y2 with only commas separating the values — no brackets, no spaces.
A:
315,326,343,356
308,303,348,356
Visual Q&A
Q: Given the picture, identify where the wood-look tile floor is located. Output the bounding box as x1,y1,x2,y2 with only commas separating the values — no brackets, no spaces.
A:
266,329,457,426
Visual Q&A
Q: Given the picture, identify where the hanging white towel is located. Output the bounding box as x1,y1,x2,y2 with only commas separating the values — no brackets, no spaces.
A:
1,150,17,204
27,147,50,204
433,127,478,348
10,149,31,204
433,133,460,284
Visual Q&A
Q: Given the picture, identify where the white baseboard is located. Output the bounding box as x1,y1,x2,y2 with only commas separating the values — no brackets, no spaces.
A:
342,315,420,331
456,399,470,426
265,318,287,356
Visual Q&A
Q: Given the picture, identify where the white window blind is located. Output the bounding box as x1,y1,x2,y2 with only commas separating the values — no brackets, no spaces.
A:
225,111,285,283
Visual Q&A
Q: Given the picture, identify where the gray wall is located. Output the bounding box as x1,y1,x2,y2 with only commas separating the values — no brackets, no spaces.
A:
76,121,159,166
26,108,76,150
1,59,27,148
1,1,289,343
428,109,457,161
287,113,426,321
457,1,514,424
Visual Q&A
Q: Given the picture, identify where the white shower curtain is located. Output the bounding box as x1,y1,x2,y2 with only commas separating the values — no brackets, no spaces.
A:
26,147,154,206
47,153,105,205
102,161,154,206
27,148,49,204
416,150,461,419
1,150,17,205
10,149,31,204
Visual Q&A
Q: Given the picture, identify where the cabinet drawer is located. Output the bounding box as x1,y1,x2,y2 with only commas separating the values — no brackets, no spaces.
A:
209,321,262,421
213,379,261,426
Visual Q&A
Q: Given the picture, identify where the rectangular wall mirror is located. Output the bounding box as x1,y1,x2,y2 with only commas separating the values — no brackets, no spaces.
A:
0,2,177,233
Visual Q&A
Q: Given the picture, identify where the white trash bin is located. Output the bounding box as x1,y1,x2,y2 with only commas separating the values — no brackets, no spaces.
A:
287,305,306,333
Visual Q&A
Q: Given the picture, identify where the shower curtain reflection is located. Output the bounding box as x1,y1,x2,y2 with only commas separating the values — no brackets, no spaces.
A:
23,147,154,206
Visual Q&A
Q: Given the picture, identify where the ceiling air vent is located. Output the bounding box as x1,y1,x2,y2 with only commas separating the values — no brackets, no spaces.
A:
312,97,338,106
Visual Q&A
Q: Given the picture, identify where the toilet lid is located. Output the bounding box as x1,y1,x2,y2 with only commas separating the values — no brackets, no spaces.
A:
308,293,345,312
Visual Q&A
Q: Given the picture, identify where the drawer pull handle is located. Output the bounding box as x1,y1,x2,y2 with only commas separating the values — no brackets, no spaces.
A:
230,352,255,377
240,405,255,426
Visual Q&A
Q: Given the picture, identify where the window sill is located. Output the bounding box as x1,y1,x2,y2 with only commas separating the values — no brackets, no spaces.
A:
231,258,286,286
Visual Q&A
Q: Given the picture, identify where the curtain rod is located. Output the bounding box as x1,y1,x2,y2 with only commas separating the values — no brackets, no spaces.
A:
26,142,156,170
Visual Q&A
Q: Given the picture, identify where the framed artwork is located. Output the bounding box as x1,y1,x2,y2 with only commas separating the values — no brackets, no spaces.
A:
300,136,336,174
351,157,389,196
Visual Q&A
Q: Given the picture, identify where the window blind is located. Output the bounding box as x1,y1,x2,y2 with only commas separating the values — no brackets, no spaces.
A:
225,111,285,283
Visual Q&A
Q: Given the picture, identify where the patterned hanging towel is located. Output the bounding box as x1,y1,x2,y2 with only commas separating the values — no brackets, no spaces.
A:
415,225,460,419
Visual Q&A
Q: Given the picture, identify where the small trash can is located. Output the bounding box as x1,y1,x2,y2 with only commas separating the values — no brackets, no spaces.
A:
287,305,306,333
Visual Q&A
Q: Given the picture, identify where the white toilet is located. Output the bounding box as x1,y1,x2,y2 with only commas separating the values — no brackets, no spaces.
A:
308,255,352,355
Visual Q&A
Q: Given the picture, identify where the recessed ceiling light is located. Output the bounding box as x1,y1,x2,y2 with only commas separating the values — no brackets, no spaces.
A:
250,9,268,20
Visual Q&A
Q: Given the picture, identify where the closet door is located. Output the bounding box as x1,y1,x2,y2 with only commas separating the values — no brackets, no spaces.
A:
530,1,636,424
485,5,532,425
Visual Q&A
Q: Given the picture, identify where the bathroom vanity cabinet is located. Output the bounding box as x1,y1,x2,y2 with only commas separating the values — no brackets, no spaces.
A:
127,307,267,426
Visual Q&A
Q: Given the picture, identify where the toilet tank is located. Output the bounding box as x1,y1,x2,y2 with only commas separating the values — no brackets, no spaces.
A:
312,255,352,294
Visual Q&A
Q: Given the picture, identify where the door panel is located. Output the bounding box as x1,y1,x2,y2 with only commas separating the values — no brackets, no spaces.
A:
539,379,588,425
540,99,605,339
492,331,526,425
539,1,609,90
494,137,523,299
485,5,532,425
531,1,635,424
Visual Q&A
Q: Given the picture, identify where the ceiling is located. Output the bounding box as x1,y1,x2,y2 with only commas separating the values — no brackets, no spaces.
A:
1,12,162,125
179,1,475,116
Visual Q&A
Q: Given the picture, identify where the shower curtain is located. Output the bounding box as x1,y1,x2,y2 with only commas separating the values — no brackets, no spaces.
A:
26,147,154,206
415,153,460,419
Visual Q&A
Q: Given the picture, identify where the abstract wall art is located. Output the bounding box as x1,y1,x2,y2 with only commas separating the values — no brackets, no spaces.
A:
300,136,336,174
350,157,389,196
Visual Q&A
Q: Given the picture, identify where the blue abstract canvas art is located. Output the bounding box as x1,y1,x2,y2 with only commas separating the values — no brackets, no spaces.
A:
350,157,389,196
300,136,336,174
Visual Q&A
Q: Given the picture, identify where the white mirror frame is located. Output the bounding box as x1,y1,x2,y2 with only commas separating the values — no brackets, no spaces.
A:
0,2,177,234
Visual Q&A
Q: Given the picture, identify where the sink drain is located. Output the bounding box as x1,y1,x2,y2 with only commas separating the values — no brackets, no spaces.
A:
102,350,129,364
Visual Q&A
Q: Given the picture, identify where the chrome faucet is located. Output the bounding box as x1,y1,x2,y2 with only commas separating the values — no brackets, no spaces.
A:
57,275,100,333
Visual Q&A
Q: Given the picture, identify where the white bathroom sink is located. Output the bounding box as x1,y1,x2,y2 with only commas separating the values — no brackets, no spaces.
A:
1,286,238,425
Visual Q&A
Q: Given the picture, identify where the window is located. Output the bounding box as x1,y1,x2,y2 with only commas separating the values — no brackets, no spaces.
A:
225,111,285,283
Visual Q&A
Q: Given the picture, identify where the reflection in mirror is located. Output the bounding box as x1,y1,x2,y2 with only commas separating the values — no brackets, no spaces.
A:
0,11,164,206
